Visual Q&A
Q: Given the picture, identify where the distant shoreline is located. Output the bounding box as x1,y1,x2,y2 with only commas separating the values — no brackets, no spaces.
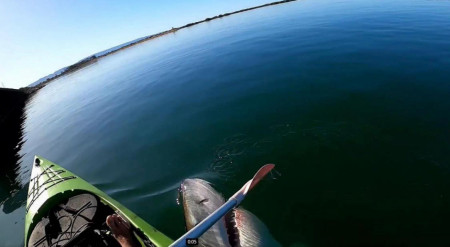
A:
21,0,296,94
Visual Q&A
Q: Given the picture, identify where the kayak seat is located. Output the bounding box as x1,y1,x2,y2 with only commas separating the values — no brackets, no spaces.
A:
28,193,120,247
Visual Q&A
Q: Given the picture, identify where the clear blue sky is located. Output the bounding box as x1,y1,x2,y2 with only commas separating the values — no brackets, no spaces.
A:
0,0,274,89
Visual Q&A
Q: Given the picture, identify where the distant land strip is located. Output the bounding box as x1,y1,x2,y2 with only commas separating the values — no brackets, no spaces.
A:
22,0,296,93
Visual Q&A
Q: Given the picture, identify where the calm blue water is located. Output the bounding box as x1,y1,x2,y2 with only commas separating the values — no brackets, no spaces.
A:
2,0,450,246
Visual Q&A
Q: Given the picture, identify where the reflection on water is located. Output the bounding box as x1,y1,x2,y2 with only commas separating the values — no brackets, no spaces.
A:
1,137,28,216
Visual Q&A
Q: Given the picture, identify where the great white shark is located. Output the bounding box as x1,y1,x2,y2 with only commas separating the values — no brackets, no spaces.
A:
179,178,280,247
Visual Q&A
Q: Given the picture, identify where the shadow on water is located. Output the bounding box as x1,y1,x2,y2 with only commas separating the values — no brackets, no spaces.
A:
0,88,29,214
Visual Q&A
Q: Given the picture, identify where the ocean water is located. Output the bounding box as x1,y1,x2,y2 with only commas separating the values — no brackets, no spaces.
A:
2,0,450,246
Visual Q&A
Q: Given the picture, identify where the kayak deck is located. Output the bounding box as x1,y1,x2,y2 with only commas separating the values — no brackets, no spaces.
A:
28,193,121,246
25,156,173,247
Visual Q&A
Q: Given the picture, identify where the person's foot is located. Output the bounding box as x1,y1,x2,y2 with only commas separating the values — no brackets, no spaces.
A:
106,214,139,247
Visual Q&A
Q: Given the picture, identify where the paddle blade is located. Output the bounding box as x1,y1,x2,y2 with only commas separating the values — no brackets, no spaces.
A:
244,164,275,194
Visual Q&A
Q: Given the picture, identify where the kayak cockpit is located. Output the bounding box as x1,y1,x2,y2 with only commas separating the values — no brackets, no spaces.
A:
28,192,134,247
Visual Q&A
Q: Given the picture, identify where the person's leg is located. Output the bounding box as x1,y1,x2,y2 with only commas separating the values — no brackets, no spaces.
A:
106,214,140,247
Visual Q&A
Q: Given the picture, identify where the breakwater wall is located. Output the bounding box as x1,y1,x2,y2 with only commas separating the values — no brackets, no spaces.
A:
0,88,28,200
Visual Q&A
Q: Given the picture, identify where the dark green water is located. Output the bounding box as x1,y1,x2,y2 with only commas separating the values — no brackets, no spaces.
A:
2,0,450,246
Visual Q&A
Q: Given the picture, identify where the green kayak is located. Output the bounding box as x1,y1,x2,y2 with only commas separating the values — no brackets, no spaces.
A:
25,156,173,247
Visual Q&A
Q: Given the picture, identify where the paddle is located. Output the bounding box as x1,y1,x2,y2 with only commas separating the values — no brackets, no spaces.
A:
169,164,275,247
